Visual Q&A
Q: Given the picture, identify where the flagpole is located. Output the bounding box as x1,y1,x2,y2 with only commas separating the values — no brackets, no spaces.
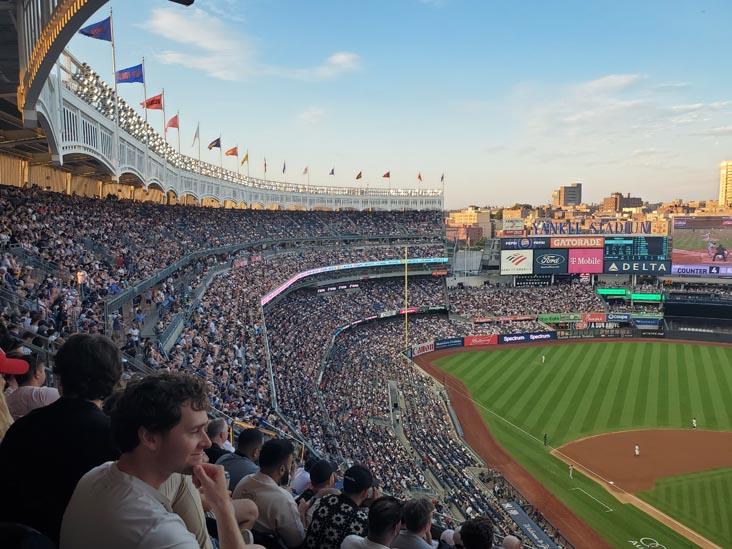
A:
198,124,201,163
236,149,240,176
109,7,120,184
176,111,180,154
404,245,409,351
219,135,223,168
161,88,168,185
141,57,148,126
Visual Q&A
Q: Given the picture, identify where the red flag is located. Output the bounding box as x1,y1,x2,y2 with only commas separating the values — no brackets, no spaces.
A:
417,172,422,182
355,171,362,180
383,171,390,178
165,114,179,130
141,93,163,110
225,146,238,157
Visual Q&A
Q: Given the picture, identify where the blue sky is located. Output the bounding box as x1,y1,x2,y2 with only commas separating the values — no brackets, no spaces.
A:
68,0,732,209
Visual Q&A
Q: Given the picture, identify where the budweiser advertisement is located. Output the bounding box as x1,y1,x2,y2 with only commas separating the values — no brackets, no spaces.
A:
567,248,604,273
464,335,498,346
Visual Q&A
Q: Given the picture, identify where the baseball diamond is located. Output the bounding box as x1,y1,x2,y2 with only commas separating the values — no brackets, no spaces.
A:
418,341,732,549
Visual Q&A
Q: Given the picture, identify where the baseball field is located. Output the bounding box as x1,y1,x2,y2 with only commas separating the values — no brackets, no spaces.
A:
428,341,732,549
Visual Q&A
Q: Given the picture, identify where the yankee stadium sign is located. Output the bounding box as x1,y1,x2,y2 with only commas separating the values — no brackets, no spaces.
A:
532,221,651,235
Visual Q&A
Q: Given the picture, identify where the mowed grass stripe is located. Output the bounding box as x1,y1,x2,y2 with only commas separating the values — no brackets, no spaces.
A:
579,344,619,434
492,352,547,414
656,344,670,425
712,346,732,430
527,344,588,439
695,346,719,428
621,343,647,426
676,347,693,424
475,350,532,405
519,346,579,431
701,347,731,430
555,343,605,441
605,344,637,429
643,344,661,426
667,348,683,426
593,343,632,430
631,343,654,425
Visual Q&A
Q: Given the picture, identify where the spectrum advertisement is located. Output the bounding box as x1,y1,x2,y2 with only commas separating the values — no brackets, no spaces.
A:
498,332,557,344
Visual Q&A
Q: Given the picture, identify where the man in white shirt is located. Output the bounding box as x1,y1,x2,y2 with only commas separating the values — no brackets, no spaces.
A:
61,373,262,549
341,496,403,549
233,438,305,548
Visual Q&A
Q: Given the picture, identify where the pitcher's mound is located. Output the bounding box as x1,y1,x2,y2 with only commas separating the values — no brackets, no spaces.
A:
557,429,732,492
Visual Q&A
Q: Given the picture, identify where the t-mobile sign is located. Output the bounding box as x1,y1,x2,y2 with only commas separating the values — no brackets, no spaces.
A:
568,249,604,273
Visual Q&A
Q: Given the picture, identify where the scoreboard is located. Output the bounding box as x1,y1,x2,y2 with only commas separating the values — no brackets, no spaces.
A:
603,236,668,262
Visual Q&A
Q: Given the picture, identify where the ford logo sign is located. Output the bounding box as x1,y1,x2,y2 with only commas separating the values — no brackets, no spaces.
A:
537,254,566,265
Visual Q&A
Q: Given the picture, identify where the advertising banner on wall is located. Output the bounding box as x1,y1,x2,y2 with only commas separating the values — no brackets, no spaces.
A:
606,313,632,323
533,249,569,274
501,237,551,250
671,264,732,276
500,250,534,275
411,341,435,356
568,249,604,273
498,332,557,344
502,502,559,549
434,337,464,350
550,237,604,248
538,313,584,323
502,218,525,232
464,335,499,346
604,260,671,274
582,313,607,323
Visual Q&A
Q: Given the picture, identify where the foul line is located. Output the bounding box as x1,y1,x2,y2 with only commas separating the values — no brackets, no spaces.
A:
571,487,613,512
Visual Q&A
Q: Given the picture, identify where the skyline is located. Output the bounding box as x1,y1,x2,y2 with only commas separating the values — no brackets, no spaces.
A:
69,0,732,209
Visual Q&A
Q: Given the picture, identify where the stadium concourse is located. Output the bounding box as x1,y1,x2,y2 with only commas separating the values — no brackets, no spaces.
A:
1,183,681,548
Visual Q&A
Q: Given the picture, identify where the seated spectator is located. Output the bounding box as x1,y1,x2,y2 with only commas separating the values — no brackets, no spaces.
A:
459,518,494,549
290,456,317,495
232,438,305,548
61,372,259,549
501,534,522,548
160,472,214,549
4,349,59,420
341,496,403,549
205,417,231,464
217,428,263,491
0,348,30,442
298,459,339,527
304,464,373,549
0,334,122,545
392,498,435,549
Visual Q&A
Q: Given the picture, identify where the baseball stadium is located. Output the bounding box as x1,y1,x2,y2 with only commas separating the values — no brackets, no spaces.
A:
0,2,731,549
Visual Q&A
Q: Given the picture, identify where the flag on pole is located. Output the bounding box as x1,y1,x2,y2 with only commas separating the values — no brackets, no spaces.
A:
116,63,144,84
141,93,163,110
264,158,267,173
355,171,362,180
208,137,221,150
303,166,308,175
78,17,112,42
192,123,200,146
441,173,445,183
329,168,335,176
165,114,179,130
418,172,422,182
383,171,391,178
225,146,238,157
241,152,249,165
282,162,286,174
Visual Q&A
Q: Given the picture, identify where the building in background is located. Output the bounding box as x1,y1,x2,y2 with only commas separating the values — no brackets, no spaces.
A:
720,161,732,207
552,183,582,207
602,192,644,212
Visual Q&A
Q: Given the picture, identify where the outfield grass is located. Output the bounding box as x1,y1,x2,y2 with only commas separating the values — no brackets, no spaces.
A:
435,342,732,548
638,468,732,549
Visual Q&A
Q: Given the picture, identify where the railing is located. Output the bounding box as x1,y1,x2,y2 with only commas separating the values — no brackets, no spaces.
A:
58,50,442,200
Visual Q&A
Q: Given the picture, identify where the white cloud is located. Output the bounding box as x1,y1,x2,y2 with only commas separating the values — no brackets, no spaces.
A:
145,7,359,82
694,125,732,136
145,8,254,81
670,103,705,113
296,106,325,126
575,74,643,96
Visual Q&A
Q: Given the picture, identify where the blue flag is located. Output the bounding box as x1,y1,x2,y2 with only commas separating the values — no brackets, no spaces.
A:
116,64,144,84
78,17,112,42
329,168,335,176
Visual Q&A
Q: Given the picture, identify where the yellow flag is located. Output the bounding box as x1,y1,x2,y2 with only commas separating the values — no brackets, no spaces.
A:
241,152,249,165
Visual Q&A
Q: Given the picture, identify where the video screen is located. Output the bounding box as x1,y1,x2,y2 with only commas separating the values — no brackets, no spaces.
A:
672,216,732,275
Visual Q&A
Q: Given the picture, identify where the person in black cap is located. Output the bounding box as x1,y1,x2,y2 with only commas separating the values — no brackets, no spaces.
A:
304,463,375,549
297,459,338,528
